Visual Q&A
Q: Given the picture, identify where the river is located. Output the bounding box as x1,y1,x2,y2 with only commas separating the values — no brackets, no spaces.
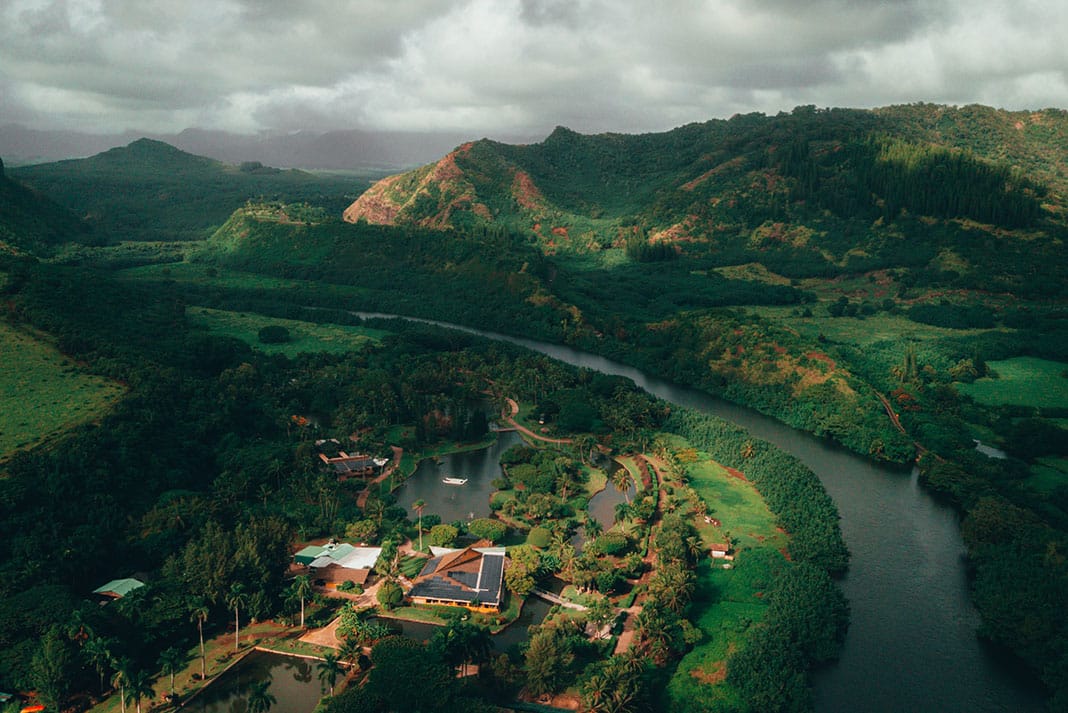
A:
353,311,1046,712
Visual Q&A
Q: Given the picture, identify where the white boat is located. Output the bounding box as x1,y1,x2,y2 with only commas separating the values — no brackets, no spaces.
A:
441,477,468,485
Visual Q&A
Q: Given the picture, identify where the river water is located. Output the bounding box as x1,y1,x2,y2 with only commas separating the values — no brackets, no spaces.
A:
353,312,1046,712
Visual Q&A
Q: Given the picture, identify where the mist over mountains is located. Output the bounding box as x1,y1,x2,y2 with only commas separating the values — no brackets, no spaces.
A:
0,123,539,170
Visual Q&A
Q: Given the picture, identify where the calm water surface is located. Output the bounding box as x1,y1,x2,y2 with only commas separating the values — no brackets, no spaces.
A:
185,651,322,713
394,430,523,523
354,312,1046,713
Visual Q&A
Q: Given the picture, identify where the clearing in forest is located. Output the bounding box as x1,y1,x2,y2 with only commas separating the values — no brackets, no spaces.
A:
956,357,1068,408
0,323,124,461
188,308,389,357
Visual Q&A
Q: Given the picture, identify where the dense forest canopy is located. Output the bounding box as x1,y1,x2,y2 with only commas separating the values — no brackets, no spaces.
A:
1,101,1067,711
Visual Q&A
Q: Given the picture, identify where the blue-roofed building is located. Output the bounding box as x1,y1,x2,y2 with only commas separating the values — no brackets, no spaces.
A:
407,544,506,613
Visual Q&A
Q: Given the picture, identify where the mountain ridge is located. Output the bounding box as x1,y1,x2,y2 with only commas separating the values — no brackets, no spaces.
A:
343,104,1068,257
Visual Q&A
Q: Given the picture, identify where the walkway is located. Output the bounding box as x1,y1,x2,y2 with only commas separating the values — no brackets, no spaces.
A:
531,587,587,611
502,397,572,445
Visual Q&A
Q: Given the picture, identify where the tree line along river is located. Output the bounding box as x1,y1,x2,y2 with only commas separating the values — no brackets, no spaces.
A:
351,311,1046,712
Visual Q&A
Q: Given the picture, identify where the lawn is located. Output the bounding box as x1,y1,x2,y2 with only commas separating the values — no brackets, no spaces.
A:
663,435,787,708
187,307,388,357
956,357,1068,408
0,323,125,461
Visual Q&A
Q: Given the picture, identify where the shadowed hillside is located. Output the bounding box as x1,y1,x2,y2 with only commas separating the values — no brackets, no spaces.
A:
11,139,373,242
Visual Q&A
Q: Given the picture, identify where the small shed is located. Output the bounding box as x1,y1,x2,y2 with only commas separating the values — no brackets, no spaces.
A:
93,578,145,600
709,543,731,559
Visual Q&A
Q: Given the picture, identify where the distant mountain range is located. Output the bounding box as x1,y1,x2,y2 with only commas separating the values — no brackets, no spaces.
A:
0,123,539,170
8,138,371,242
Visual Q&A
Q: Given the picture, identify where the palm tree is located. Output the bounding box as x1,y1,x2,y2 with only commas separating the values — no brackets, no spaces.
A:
317,652,344,696
412,499,426,551
610,468,632,504
247,678,276,713
112,657,131,713
124,669,155,713
157,647,185,698
290,574,312,629
189,599,210,679
614,502,632,531
83,635,114,695
227,584,249,653
338,634,362,666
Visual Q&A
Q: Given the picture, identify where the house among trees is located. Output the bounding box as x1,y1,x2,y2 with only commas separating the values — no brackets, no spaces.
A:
92,577,145,601
294,542,382,587
407,544,506,613
319,451,388,478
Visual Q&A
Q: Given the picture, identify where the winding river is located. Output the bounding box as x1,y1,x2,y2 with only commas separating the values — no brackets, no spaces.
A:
353,312,1046,712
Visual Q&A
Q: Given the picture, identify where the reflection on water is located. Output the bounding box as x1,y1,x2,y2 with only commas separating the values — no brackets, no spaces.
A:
184,651,322,713
394,431,523,523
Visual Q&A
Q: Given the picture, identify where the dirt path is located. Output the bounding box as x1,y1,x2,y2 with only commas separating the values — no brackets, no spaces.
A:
356,445,403,508
502,397,572,445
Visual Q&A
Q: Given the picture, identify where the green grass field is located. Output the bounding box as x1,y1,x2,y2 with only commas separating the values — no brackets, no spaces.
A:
1026,456,1068,494
664,436,787,707
187,307,388,357
0,323,125,461
956,357,1068,408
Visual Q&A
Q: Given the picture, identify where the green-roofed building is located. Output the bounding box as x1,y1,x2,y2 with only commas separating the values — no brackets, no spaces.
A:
93,578,145,599
294,545,326,565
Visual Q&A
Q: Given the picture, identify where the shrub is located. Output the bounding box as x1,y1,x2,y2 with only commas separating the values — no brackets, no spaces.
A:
257,325,290,344
527,526,552,548
428,524,458,547
468,518,507,543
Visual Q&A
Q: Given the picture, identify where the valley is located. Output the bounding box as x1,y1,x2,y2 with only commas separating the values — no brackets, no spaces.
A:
0,103,1066,713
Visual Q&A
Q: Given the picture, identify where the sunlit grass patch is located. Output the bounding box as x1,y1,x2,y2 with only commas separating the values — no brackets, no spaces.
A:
188,307,387,357
0,323,124,461
957,357,1068,408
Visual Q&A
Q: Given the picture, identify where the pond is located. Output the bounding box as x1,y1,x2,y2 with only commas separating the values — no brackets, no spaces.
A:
586,461,636,532
183,651,323,713
368,594,552,653
393,430,523,524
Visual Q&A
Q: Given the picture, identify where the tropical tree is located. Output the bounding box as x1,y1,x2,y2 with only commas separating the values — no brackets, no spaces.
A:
412,499,426,551
247,678,277,713
158,646,186,698
83,634,115,695
290,574,312,629
112,657,131,713
317,652,344,696
227,583,249,652
188,598,210,679
124,669,155,713
610,468,632,503
614,502,632,531
30,627,75,713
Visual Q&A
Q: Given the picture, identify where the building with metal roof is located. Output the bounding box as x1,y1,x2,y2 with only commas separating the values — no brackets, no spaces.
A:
407,544,506,613
92,578,145,599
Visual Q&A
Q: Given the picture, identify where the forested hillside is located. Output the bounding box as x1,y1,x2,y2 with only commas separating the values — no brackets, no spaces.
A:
10,139,374,242
0,157,91,255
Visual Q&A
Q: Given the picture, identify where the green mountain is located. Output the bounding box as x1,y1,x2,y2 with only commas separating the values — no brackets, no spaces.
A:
11,139,373,242
344,104,1068,293
0,156,90,255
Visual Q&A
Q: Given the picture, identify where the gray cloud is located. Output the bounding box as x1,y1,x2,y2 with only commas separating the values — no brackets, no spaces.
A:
1,0,1066,137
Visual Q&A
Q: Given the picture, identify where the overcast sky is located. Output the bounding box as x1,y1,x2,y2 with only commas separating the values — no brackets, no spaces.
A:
2,0,1067,139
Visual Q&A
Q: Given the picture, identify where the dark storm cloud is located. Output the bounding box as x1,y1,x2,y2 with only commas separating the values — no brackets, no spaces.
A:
1,0,1066,136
